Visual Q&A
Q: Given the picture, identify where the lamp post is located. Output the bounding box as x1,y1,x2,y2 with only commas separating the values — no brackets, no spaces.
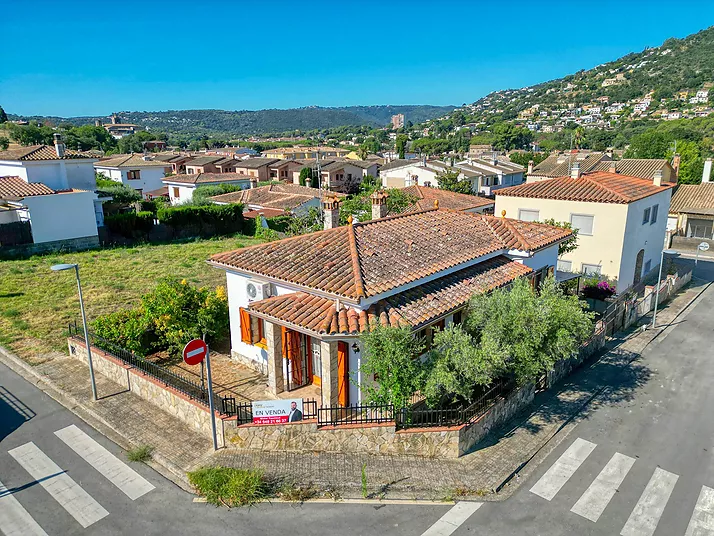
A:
52,263,98,401
651,249,678,329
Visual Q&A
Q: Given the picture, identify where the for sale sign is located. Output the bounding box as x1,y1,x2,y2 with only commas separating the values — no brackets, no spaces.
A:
251,399,304,425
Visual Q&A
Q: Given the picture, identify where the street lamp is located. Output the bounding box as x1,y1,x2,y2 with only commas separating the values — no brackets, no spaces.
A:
651,249,679,329
51,263,98,401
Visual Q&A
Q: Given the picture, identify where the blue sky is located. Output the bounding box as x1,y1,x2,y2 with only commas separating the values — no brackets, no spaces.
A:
2,0,714,117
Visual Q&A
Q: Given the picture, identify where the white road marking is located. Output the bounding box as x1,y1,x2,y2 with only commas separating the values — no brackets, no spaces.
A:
571,452,636,522
620,467,678,536
8,442,109,528
685,485,714,536
0,478,49,536
420,501,483,536
530,438,597,500
55,424,154,500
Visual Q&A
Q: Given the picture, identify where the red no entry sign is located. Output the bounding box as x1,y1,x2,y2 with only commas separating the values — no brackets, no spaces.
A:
183,339,208,365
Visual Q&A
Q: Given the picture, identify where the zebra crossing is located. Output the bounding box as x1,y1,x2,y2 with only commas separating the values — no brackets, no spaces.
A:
529,436,714,535
1,425,154,535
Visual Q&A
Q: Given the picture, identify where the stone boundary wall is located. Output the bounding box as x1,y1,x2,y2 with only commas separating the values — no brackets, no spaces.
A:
68,338,226,447
0,235,99,258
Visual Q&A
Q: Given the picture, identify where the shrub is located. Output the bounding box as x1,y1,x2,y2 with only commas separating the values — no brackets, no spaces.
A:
157,203,245,236
188,467,269,507
193,184,243,205
91,308,153,355
96,179,143,204
581,280,616,300
139,200,158,215
104,211,155,238
265,215,292,232
254,223,280,242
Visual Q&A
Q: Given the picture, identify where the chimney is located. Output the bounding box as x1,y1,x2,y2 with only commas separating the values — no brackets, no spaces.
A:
370,189,389,220
53,133,66,158
653,169,663,187
703,158,713,184
322,194,341,230
94,119,102,127
527,160,534,174
609,162,617,173
570,162,581,179
672,154,681,178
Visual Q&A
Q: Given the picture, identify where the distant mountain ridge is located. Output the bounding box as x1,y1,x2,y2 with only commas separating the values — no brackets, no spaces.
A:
9,105,455,136
440,25,714,128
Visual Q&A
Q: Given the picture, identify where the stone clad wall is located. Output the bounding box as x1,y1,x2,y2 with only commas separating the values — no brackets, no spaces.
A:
68,338,225,447
1,235,99,258
226,420,461,458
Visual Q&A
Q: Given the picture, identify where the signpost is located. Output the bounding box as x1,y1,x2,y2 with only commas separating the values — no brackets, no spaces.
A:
251,399,304,425
696,242,710,266
182,339,218,451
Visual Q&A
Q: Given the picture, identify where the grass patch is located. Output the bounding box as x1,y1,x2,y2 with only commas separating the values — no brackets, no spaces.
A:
126,445,153,463
188,467,269,507
0,234,264,360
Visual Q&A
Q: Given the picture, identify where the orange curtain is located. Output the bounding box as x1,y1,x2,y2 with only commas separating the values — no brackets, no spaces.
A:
239,308,252,344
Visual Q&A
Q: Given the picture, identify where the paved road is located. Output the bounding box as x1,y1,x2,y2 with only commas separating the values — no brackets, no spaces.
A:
0,361,447,536
446,270,714,535
2,259,713,536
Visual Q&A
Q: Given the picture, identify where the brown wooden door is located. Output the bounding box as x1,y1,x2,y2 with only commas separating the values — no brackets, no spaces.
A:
337,342,349,407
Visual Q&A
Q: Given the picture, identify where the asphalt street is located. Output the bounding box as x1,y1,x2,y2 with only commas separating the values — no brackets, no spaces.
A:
2,256,713,536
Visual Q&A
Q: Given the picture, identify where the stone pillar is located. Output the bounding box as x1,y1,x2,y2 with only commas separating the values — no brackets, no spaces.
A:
322,194,341,230
320,340,339,407
265,321,284,395
370,190,389,220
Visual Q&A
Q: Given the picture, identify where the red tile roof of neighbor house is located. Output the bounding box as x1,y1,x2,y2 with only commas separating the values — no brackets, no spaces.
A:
210,208,570,300
400,185,494,212
97,154,171,168
0,145,92,161
248,255,532,335
496,171,675,204
211,183,345,211
669,182,714,214
243,208,288,219
0,176,56,199
163,173,253,185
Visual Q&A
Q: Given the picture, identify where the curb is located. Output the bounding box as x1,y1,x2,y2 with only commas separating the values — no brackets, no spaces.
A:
192,497,455,506
0,346,194,493
493,279,713,499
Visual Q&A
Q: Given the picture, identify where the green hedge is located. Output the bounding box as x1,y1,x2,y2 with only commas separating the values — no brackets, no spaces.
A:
104,211,155,238
157,203,245,236
265,215,292,232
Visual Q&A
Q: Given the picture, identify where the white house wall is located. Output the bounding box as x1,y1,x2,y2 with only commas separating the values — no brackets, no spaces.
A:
0,160,73,190
618,190,672,289
24,192,98,243
95,166,167,193
63,161,97,190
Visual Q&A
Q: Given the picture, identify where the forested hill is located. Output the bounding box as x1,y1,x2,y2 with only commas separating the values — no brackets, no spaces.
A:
452,25,714,125
9,105,455,136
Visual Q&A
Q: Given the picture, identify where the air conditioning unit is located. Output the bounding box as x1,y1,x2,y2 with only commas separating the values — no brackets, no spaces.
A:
246,280,271,302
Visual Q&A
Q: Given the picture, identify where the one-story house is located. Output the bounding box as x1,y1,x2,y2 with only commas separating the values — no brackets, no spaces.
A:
95,154,171,194
208,197,571,407
210,183,345,217
162,173,253,204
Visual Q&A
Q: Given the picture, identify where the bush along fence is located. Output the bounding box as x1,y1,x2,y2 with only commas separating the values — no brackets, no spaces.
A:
68,321,238,417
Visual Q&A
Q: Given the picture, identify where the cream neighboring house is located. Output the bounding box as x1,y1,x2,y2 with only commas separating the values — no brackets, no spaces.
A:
232,158,281,182
162,173,253,205
320,160,379,193
95,154,171,194
495,169,675,291
261,146,350,160
209,196,571,407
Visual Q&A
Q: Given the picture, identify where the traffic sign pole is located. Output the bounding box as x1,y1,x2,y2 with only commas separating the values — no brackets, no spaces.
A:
205,347,219,451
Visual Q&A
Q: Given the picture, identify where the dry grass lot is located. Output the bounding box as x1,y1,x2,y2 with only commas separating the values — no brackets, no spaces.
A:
0,235,263,363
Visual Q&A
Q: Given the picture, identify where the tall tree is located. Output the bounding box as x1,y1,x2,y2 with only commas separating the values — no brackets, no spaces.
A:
395,134,408,159
436,169,474,195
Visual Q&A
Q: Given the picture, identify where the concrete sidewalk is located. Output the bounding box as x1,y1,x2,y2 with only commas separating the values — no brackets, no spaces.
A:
1,278,708,500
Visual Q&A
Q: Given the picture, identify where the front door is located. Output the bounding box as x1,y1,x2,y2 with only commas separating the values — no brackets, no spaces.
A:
337,342,349,406
634,249,645,285
283,328,309,391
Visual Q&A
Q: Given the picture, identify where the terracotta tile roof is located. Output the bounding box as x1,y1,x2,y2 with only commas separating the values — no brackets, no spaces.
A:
0,177,56,199
531,152,610,178
163,173,253,185
210,183,343,210
247,256,531,335
184,156,227,166
496,171,674,204
400,185,494,212
669,182,714,214
243,208,287,219
210,209,570,300
234,158,281,169
0,145,92,161
144,186,169,198
590,159,672,180
96,154,170,168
